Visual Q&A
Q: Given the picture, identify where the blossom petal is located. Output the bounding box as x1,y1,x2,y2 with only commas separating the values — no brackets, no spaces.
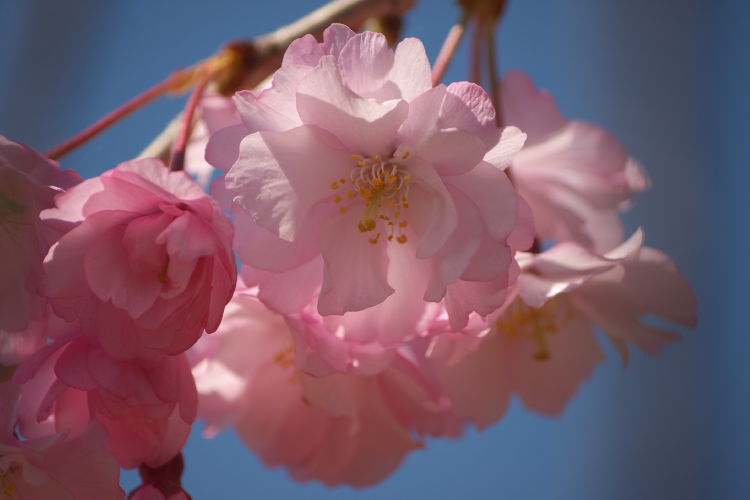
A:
318,208,393,315
407,160,458,258
483,126,527,170
446,162,517,242
225,126,352,241
205,124,249,173
232,207,324,272
389,38,432,101
296,56,408,156
501,70,566,144
338,32,396,100
322,23,356,57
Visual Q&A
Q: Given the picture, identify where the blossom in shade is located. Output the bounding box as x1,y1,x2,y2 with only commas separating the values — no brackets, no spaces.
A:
0,135,80,353
0,381,124,499
437,230,696,416
42,158,236,360
244,239,440,376
191,285,507,487
502,70,648,252
209,24,532,325
14,336,198,469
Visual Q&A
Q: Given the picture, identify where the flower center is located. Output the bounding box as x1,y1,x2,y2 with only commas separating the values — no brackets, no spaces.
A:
0,465,18,499
330,153,412,245
273,345,301,385
495,298,573,361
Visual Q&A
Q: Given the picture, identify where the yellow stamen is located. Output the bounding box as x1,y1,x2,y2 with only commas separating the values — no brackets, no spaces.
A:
495,299,568,361
358,219,376,232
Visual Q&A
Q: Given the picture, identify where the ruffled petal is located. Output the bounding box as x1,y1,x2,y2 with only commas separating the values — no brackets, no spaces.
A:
318,208,393,315
225,126,352,241
296,56,408,157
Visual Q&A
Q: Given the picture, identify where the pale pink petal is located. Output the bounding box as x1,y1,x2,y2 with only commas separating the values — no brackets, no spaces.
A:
322,24,356,57
501,70,566,144
505,194,535,251
414,129,487,176
234,90,301,133
282,34,325,67
496,306,605,416
425,333,511,429
446,161,517,242
338,32,396,99
318,208,393,314
440,82,499,147
225,126,352,241
389,38,432,101
482,126,527,169
423,187,483,301
444,272,514,330
396,85,444,148
231,203,327,273
205,124,248,173
243,257,323,315
407,160,458,258
296,56,408,156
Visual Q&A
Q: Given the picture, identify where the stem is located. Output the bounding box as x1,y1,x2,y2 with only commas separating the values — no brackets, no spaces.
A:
432,10,471,86
169,75,211,172
128,453,191,500
45,73,184,160
485,23,503,127
470,18,483,85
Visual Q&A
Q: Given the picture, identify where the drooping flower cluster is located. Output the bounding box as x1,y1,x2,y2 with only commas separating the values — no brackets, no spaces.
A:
187,23,696,487
0,143,236,496
0,17,696,498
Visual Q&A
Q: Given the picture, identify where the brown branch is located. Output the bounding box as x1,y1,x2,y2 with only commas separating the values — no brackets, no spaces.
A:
139,0,417,162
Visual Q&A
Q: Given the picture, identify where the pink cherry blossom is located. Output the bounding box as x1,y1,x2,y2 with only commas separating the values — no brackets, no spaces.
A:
191,285,510,487
0,381,124,499
502,70,648,252
42,158,236,360
14,335,197,469
446,230,697,416
209,24,532,325
244,238,440,376
191,288,420,487
0,135,80,359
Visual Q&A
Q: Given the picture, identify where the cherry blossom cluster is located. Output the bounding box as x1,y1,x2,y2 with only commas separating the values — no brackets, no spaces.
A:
0,20,695,498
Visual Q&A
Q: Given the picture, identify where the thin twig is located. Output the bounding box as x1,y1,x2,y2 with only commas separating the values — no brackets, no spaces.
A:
432,10,471,86
170,75,211,171
485,24,503,127
470,18,483,85
45,73,186,160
